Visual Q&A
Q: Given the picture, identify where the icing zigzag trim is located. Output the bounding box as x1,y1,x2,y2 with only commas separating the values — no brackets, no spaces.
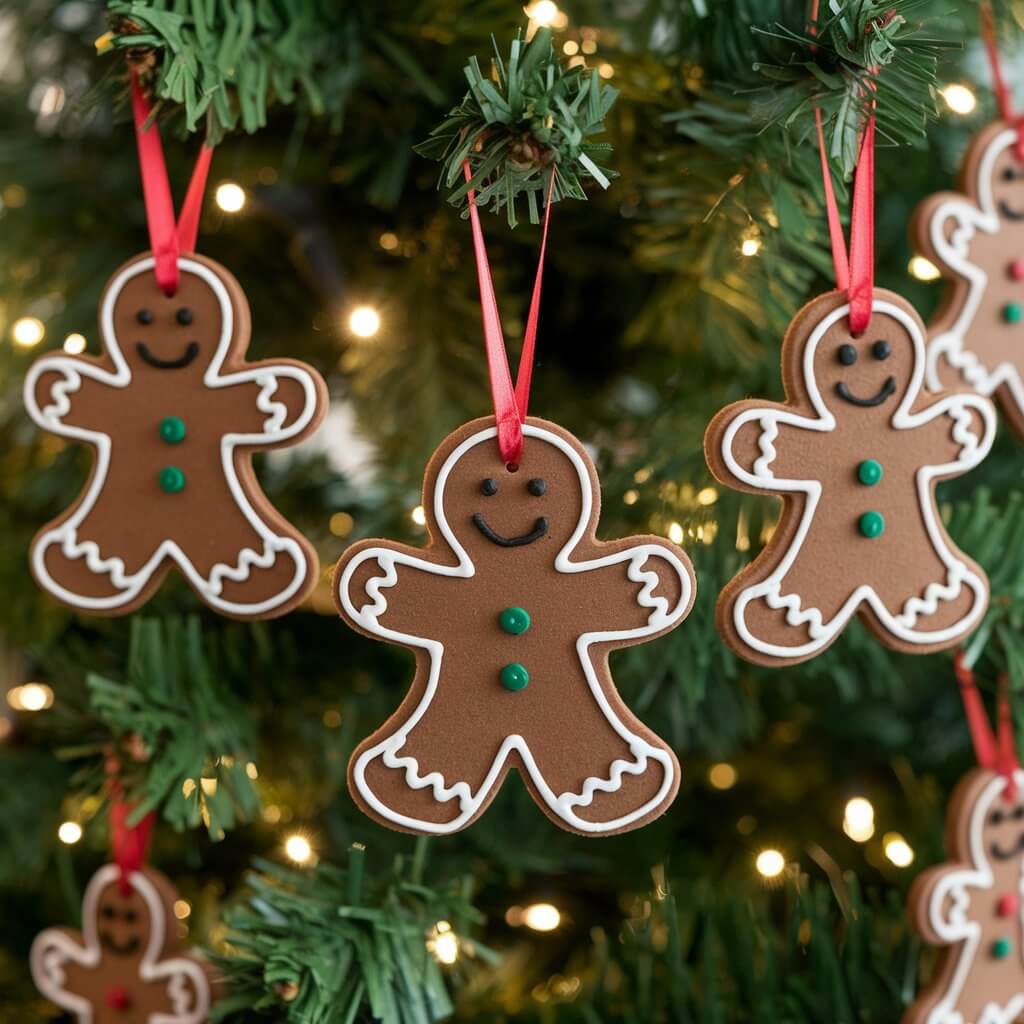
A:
255,373,287,432
752,417,779,478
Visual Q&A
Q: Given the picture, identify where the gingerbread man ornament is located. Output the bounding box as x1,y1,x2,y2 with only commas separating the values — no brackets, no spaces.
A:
335,416,696,836
907,768,1024,1024
23,252,328,619
31,864,216,1023
915,121,1024,438
705,289,995,666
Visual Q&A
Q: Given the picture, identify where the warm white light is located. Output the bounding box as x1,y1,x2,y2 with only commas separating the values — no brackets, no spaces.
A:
708,763,737,790
598,63,615,79
756,849,785,879
884,833,915,867
667,521,684,544
245,761,258,780
522,902,561,931
908,256,941,281
411,505,426,526
528,1,559,26
741,238,762,257
942,84,977,115
843,797,875,842
348,305,381,338
12,316,45,348
57,821,82,845
284,833,313,865
215,182,246,213
63,332,87,354
696,486,718,506
428,921,459,964
7,683,54,711
173,899,191,919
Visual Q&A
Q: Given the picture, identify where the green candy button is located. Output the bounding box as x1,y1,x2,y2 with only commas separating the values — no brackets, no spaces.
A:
993,937,1013,959
858,511,885,539
1004,302,1023,324
159,416,186,444
159,466,186,494
857,459,883,486
499,606,531,635
500,663,529,692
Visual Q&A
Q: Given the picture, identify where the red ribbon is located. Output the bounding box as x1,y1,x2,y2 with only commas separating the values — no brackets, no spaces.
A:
980,2,1024,159
463,162,553,467
809,0,875,335
107,755,155,894
955,651,1019,798
130,70,214,296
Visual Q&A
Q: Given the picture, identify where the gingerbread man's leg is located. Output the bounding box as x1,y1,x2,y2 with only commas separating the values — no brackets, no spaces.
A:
515,645,678,835
351,652,513,834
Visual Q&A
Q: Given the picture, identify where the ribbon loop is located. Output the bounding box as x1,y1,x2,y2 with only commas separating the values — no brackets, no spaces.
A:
130,71,214,295
955,651,1020,797
463,162,553,466
980,2,1024,159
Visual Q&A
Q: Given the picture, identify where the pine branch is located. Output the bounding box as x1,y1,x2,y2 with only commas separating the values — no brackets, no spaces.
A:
212,845,491,1021
69,617,261,839
416,28,618,226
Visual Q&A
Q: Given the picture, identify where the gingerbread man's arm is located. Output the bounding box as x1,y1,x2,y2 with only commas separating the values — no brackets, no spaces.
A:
911,863,985,945
336,541,466,644
23,354,124,438
158,956,215,1020
906,393,997,478
705,400,826,493
29,927,98,1016
215,359,328,446
913,191,990,280
564,539,696,638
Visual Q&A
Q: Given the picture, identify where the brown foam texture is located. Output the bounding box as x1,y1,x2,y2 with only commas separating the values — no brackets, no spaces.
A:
704,288,992,667
25,251,327,619
335,415,696,836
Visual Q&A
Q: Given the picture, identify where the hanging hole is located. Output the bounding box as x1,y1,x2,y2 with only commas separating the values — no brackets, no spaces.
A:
505,462,519,473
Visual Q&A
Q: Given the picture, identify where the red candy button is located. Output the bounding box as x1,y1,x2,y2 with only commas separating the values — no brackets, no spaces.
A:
105,986,132,1011
997,893,1019,917
1010,260,1024,281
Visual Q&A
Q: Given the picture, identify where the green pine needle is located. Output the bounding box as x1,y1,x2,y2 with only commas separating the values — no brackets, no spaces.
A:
416,28,618,227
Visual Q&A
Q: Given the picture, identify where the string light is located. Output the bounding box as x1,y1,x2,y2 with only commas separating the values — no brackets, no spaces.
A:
410,505,427,526
323,708,342,728
284,833,314,865
63,332,87,354
215,182,246,213
942,84,977,115
329,511,354,537
245,762,259,780
57,821,82,845
667,522,684,544
348,305,381,338
696,486,718,506
522,902,561,931
755,849,785,879
884,833,915,867
623,489,639,505
427,920,459,964
527,1,559,26
563,40,579,55
708,763,737,790
7,683,54,711
908,256,941,281
581,38,598,55
379,232,399,251
173,899,191,920
598,63,615,79
12,316,45,348
843,797,875,842
741,237,762,257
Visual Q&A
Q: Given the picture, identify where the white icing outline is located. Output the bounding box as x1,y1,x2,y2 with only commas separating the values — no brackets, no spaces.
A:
337,422,693,835
921,771,1024,1024
924,126,1024,418
29,864,211,1024
23,256,322,616
719,298,995,660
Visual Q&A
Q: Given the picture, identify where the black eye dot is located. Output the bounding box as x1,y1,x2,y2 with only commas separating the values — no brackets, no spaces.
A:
838,344,857,366
480,478,498,496
100,906,116,920
1013,806,1024,820
122,909,138,923
992,809,1006,825
1004,167,1017,182
176,307,194,326
527,478,547,496
136,309,153,325
872,340,891,361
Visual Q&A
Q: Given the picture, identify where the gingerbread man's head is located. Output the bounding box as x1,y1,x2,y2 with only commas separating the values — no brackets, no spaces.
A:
100,252,252,381
422,416,601,564
782,289,928,422
93,874,156,962
958,769,1024,875
954,120,1024,225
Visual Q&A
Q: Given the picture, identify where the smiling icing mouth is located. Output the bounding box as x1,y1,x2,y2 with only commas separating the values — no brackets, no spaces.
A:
999,200,1024,222
471,513,549,547
990,834,1024,860
835,376,896,407
99,933,141,956
136,340,200,369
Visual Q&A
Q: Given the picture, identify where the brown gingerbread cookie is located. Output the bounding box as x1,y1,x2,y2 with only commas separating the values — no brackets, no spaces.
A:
913,120,1024,438
23,252,328,619
30,864,218,1023
906,767,1024,1024
704,288,995,667
334,416,696,836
